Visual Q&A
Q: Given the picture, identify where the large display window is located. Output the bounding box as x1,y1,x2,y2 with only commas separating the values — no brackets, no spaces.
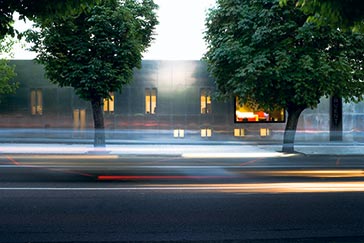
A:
235,98,285,123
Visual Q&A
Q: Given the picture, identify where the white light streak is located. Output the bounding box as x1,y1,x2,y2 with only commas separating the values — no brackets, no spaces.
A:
182,152,295,158
1,182,364,193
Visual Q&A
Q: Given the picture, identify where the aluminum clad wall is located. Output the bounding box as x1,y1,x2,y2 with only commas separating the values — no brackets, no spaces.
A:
1,60,363,142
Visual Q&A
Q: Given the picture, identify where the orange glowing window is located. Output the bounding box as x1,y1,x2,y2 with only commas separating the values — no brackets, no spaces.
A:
201,88,212,114
103,93,115,113
235,97,285,123
145,88,157,114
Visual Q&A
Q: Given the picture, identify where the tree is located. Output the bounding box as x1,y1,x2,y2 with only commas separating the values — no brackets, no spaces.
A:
280,0,364,31
204,0,364,153
27,0,158,147
0,0,93,107
0,59,17,95
0,37,18,97
0,0,98,38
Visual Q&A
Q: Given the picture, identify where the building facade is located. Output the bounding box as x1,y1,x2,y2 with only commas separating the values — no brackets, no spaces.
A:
1,60,363,142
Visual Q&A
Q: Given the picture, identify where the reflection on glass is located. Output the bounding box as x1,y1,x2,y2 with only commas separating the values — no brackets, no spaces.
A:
235,97,284,123
145,88,157,114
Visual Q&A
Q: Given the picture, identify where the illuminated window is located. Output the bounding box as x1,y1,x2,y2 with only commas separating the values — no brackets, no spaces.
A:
30,89,43,115
173,129,184,138
260,128,270,137
103,93,115,113
235,97,285,123
145,88,157,114
234,128,245,137
200,88,211,114
201,128,212,137
73,109,86,130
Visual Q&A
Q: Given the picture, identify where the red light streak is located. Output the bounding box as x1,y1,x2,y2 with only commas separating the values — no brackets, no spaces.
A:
240,158,261,166
6,156,21,166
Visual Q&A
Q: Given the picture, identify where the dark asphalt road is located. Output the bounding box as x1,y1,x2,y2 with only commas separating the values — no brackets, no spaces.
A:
1,189,364,243
0,154,364,242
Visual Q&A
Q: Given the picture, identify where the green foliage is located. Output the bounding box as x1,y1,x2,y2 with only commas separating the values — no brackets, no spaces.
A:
0,37,18,96
27,0,157,147
27,0,158,101
0,0,98,38
0,36,16,57
0,59,17,95
280,0,364,31
204,0,364,112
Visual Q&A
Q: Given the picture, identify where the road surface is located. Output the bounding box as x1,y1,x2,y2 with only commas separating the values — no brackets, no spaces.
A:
0,153,363,242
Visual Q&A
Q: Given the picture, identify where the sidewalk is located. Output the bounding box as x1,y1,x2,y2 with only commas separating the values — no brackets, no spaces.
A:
0,142,363,156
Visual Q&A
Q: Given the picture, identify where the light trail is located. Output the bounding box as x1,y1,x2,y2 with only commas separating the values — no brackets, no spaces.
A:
3,155,119,160
1,182,364,193
241,169,364,178
97,175,233,180
182,152,295,158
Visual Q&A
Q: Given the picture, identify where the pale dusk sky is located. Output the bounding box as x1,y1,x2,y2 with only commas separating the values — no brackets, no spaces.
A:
10,0,216,60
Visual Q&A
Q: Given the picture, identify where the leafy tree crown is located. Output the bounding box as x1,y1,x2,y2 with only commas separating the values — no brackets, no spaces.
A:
204,0,364,111
280,0,364,31
27,0,158,101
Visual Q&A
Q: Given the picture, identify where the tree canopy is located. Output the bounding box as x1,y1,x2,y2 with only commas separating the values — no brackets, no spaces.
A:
27,0,158,146
280,0,364,31
0,0,88,100
0,36,17,97
0,58,17,96
204,0,364,152
0,0,98,37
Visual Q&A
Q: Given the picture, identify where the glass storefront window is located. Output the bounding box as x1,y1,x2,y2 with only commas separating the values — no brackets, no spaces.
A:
235,97,285,123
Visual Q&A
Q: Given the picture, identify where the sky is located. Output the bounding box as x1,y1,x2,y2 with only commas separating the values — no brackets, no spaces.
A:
10,0,216,60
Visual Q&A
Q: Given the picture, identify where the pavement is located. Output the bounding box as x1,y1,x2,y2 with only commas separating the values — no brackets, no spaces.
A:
0,142,364,156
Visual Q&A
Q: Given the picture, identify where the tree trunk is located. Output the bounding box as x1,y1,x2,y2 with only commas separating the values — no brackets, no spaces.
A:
91,97,105,147
282,105,305,153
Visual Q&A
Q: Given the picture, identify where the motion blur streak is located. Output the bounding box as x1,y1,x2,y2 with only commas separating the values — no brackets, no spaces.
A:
182,152,295,158
98,175,233,180
246,170,364,178
6,156,21,165
0,145,116,155
1,182,364,193
3,155,119,160
145,182,364,193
